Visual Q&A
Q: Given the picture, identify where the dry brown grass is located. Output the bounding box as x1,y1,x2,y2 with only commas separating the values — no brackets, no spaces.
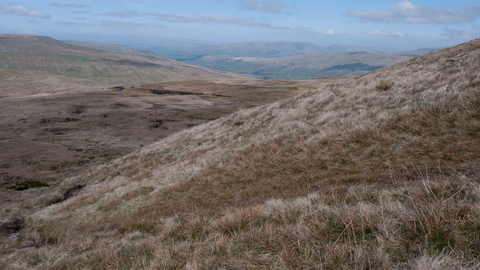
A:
2,38,480,269
3,169,480,269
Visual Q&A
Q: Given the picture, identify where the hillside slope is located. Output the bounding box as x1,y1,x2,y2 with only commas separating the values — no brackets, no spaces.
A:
2,39,480,269
0,34,250,87
0,68,101,97
61,40,158,56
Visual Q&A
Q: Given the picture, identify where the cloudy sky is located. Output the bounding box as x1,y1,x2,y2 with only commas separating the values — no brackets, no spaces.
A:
1,0,480,49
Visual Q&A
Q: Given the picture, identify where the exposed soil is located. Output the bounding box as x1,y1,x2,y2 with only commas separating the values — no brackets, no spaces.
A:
0,76,353,224
0,218,25,235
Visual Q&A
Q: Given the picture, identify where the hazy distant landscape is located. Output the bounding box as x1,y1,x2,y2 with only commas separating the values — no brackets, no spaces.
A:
58,39,441,79
183,51,412,79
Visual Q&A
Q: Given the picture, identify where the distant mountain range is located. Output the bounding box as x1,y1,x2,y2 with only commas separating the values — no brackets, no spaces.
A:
187,52,413,79
58,39,442,79
176,41,404,58
169,42,442,79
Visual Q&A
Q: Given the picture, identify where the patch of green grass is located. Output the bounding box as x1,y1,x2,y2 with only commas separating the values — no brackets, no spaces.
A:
8,180,50,191
62,117,79,122
0,164,9,169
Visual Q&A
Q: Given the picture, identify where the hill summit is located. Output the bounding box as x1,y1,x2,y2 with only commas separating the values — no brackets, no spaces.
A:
2,38,480,268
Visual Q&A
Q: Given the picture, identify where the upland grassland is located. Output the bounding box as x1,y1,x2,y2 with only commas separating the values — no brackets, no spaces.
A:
2,37,480,269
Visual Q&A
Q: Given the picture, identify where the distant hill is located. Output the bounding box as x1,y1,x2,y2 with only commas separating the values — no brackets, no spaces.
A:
185,51,412,79
179,41,326,58
171,42,442,79
62,40,159,56
176,41,401,58
0,34,249,87
166,41,441,79
337,44,402,53
398,47,444,56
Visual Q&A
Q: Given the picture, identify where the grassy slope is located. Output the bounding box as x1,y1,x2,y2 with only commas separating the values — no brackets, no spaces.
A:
61,40,152,55
0,34,249,87
0,68,101,97
185,52,412,79
2,39,480,269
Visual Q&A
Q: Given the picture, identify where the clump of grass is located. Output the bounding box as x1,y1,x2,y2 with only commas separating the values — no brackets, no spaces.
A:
61,117,79,122
375,80,394,91
9,171,480,269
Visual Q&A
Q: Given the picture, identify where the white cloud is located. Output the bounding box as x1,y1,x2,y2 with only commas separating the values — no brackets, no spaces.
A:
50,3,91,9
56,21,76,26
362,30,416,38
293,26,316,34
321,29,338,35
239,0,286,14
144,12,312,34
28,19,39,24
345,9,391,22
101,20,162,28
395,0,415,11
266,26,318,35
0,5,51,19
442,28,480,40
145,12,289,30
152,23,166,28
56,21,94,26
345,0,480,24
104,10,139,17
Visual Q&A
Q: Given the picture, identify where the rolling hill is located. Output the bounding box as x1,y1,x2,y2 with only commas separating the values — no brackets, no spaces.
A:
177,41,403,58
61,40,158,56
2,36,480,268
0,34,250,88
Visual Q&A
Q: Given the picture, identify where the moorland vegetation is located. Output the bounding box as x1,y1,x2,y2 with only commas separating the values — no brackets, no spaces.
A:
1,37,480,269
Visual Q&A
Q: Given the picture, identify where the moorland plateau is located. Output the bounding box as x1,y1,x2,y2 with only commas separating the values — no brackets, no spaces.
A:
1,34,480,269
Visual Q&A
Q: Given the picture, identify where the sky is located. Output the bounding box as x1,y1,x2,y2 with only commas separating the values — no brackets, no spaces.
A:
1,0,480,50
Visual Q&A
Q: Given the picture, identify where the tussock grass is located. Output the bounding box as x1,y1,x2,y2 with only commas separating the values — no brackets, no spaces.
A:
4,170,480,269
2,39,480,268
